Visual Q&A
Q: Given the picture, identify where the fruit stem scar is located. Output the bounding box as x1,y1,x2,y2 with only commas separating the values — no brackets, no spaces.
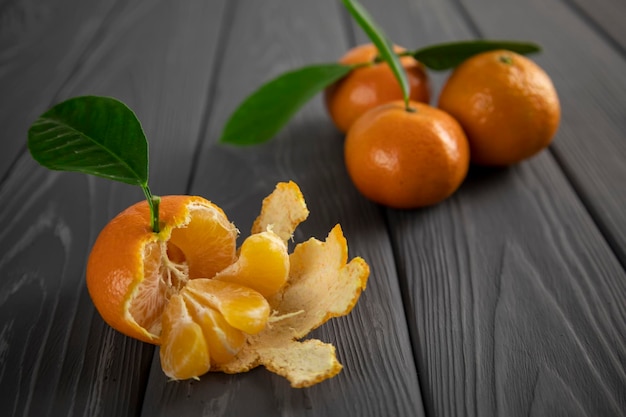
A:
499,55,513,65
405,104,417,113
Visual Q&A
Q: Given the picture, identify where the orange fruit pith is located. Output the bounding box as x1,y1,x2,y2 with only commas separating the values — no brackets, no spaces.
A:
438,49,561,166
325,43,431,133
344,101,470,209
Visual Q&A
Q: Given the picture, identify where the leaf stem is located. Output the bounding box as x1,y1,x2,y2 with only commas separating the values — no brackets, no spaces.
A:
142,185,160,233
368,53,412,111
372,51,412,63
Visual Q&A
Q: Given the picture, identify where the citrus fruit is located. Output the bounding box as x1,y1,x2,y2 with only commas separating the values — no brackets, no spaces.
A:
220,224,370,388
344,101,470,209
86,195,290,379
160,279,270,379
324,43,431,133
438,49,560,166
86,181,370,386
86,195,239,343
214,231,289,297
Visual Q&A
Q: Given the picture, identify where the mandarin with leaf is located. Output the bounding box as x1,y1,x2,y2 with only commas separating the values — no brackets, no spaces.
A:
325,43,431,133
86,195,291,379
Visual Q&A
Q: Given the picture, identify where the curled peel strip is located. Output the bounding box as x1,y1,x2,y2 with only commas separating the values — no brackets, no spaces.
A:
217,182,370,388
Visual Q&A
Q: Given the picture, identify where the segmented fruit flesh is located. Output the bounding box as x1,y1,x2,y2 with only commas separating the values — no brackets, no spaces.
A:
158,230,289,380
214,231,289,297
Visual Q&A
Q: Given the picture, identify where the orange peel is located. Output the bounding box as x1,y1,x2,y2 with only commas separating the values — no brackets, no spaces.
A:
218,182,370,388
87,181,369,386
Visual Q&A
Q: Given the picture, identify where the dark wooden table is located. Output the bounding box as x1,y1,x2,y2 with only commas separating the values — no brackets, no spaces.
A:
1,0,625,416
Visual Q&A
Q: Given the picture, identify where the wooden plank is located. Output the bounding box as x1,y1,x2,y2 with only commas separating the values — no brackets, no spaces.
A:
566,0,626,50
351,0,626,415
355,0,626,267
0,0,118,180
391,158,626,417
459,0,626,266
140,1,425,416
0,0,228,415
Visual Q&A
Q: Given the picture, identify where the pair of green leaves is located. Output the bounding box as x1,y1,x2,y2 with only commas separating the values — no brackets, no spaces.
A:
26,0,540,233
218,39,540,146
219,0,540,145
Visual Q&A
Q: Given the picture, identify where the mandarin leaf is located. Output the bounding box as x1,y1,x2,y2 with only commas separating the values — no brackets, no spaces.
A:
220,63,352,146
28,96,149,186
412,40,541,70
340,0,410,106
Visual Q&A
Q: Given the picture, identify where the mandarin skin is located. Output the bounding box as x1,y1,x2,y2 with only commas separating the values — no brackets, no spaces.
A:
325,43,431,133
344,101,469,209
438,50,560,166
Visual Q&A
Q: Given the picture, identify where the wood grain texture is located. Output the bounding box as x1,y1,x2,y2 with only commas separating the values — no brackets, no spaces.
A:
0,0,229,415
1,0,625,416
391,159,626,417
140,0,424,416
0,154,153,417
565,0,626,50
353,0,626,416
459,0,626,270
0,0,119,180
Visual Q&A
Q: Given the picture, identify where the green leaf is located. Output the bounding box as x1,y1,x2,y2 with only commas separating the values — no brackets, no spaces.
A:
220,63,352,146
412,40,541,70
28,96,149,186
340,0,410,106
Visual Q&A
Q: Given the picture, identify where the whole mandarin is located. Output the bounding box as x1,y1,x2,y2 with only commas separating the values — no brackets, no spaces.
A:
344,101,469,209
438,49,560,166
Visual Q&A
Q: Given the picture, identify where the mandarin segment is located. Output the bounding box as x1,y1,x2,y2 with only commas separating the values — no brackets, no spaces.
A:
168,202,238,279
218,225,370,388
160,294,211,380
214,231,289,297
184,279,270,335
183,295,246,365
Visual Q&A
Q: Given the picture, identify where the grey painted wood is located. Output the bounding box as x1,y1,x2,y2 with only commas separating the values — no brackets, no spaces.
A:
0,0,119,180
0,0,625,416
566,0,626,50
1,1,229,415
141,1,425,416
354,0,626,415
392,160,626,417
460,0,626,269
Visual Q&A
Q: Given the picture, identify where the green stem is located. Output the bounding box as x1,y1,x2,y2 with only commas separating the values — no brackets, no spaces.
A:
370,52,412,110
142,185,160,233
372,50,412,64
